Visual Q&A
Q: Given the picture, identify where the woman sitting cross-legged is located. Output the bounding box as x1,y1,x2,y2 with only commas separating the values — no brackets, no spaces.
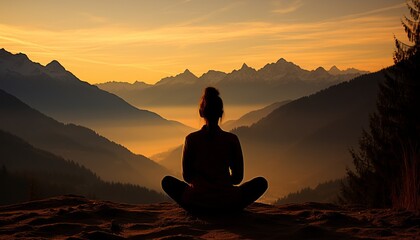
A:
161,87,268,213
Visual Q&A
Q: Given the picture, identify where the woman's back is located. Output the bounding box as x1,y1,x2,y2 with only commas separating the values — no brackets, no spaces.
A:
182,125,243,188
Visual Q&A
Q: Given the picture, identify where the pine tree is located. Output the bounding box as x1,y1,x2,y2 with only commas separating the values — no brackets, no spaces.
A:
341,0,420,210
394,0,420,62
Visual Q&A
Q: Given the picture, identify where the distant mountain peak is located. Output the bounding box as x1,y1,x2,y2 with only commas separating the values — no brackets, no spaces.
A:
44,60,74,81
241,63,250,69
2,51,29,63
273,58,301,69
204,70,219,74
46,60,66,72
225,62,258,82
310,66,331,79
134,80,148,85
314,66,327,72
16,52,29,58
0,49,28,62
0,49,41,76
1,49,79,82
328,66,370,76
202,69,227,76
276,58,287,64
236,63,256,73
0,48,10,58
179,69,197,79
199,70,227,84
329,65,340,71
328,66,341,75
155,68,198,85
133,81,152,88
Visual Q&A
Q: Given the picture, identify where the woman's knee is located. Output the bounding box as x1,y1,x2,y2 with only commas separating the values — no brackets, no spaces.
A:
161,176,188,193
161,175,175,191
254,177,268,191
240,176,268,195
243,177,268,197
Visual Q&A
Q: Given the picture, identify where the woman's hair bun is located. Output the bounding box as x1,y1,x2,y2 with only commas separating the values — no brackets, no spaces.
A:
204,87,219,98
199,87,223,121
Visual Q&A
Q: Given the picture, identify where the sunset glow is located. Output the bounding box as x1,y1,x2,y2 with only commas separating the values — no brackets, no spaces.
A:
0,0,407,84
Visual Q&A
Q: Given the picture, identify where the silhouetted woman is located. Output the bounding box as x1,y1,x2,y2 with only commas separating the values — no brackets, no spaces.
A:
162,87,268,213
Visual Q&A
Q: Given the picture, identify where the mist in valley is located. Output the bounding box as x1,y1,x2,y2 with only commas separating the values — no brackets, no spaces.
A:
0,47,385,204
141,70,383,202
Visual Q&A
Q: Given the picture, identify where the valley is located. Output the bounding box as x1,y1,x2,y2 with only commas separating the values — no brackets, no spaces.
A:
0,47,377,202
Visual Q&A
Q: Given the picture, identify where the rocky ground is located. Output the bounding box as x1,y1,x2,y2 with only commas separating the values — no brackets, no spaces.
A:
0,195,418,239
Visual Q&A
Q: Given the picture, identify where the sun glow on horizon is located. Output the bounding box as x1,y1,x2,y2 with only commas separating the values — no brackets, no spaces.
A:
0,0,407,84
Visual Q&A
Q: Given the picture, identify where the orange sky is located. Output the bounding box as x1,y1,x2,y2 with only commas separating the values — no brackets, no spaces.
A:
0,0,408,84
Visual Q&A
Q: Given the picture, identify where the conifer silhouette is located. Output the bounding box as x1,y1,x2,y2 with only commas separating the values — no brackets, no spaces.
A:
341,0,420,210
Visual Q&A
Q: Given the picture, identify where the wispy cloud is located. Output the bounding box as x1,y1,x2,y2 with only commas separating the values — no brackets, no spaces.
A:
0,1,405,83
0,13,401,54
329,3,406,22
175,2,240,26
272,0,303,14
78,12,109,24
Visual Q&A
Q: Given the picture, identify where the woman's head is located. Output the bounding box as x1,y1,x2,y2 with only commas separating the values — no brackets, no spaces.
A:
199,87,224,123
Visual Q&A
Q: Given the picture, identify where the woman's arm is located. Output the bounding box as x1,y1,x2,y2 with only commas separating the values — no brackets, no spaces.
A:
230,135,244,185
182,137,194,183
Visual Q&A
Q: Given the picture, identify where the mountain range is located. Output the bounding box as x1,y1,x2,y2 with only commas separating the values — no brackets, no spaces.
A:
154,70,386,200
0,130,166,205
97,59,369,108
221,100,292,131
0,48,192,156
0,88,169,191
233,70,385,199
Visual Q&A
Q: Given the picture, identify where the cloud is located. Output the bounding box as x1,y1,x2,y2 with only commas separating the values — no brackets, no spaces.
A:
0,12,401,51
78,12,109,24
330,3,406,21
175,2,240,26
272,0,303,14
0,2,405,83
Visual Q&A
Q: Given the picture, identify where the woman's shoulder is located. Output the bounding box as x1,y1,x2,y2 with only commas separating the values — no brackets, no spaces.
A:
185,129,203,140
185,126,210,140
185,126,239,142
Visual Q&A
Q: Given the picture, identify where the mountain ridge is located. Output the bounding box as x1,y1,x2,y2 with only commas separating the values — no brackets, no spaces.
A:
0,48,165,121
0,88,170,191
156,68,198,85
97,57,369,107
99,58,368,87
222,100,292,131
0,129,166,205
231,70,386,198
0,48,192,155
